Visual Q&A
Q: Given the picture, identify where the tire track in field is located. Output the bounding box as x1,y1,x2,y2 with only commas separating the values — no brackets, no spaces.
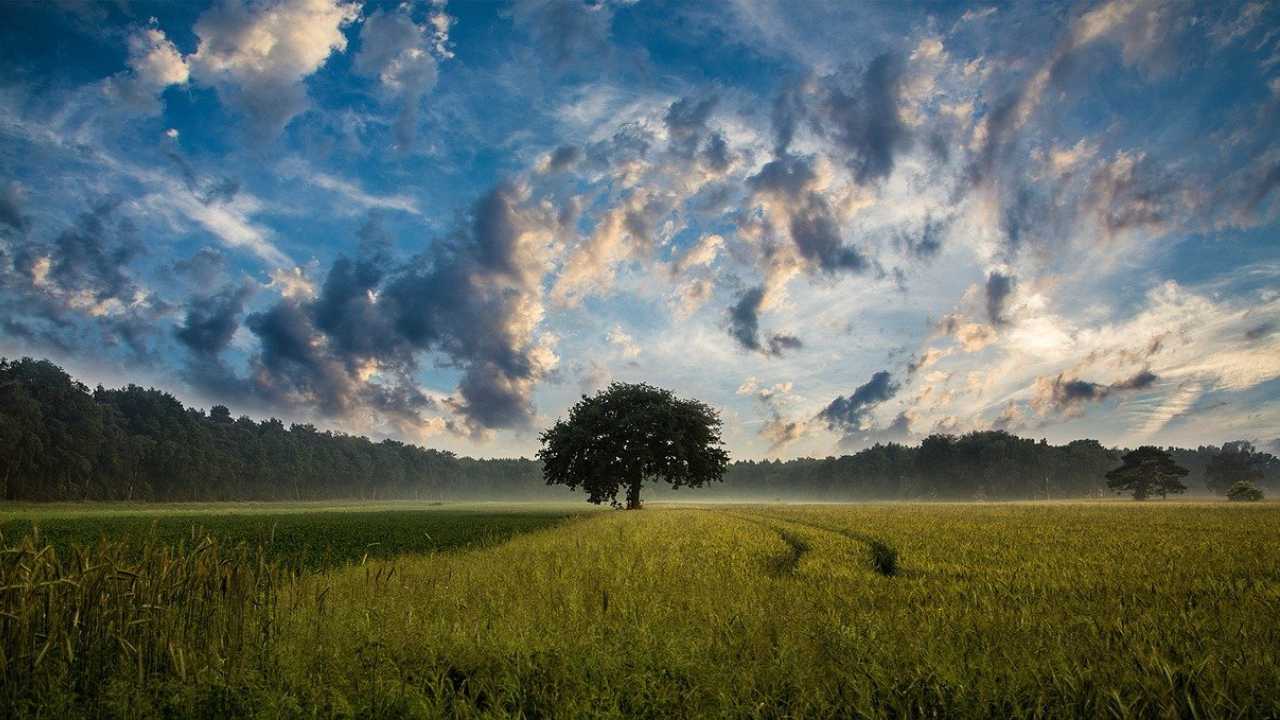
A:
729,510,900,577
716,511,812,577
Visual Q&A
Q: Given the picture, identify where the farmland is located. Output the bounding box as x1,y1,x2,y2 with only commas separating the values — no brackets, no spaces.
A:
3,501,1279,718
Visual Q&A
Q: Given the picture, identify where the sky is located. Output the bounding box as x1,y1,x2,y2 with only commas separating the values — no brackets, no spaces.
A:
0,0,1277,460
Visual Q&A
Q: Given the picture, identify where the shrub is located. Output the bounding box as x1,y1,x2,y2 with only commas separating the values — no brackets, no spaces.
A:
1226,480,1264,502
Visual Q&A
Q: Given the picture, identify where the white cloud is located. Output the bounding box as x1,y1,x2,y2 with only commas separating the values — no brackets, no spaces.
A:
104,25,190,115
607,324,641,358
277,158,421,215
189,0,360,140
355,4,453,149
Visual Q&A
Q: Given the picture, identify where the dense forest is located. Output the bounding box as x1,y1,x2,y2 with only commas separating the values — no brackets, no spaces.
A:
1,357,1276,502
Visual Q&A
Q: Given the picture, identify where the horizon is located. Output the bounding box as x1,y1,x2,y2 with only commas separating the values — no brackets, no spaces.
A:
1,0,1278,461
5,354,1271,465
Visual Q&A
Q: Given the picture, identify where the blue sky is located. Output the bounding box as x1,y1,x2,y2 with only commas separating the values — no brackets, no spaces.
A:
1,0,1277,458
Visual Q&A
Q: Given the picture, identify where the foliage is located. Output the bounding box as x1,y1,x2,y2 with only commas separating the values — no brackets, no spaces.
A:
1226,480,1265,502
1106,446,1190,500
4,503,1280,718
0,357,549,502
1205,442,1271,495
538,382,730,508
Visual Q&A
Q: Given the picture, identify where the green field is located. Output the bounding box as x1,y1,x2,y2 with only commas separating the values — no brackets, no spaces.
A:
1,502,586,568
3,502,1279,718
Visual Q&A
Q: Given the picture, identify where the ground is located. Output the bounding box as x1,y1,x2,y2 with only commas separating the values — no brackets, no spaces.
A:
3,501,1279,718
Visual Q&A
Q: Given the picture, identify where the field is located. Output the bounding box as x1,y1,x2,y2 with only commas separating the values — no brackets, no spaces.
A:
3,501,1279,718
0,502,585,568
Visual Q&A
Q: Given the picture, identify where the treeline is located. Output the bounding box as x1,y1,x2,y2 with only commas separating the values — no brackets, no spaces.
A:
712,437,1279,501
1,357,1276,502
0,358,552,502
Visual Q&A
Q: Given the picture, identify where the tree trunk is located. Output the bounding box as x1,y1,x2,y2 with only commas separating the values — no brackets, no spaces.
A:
626,480,642,510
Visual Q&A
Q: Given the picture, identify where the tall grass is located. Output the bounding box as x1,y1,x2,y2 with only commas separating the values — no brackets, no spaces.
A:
2,502,1279,718
0,531,282,715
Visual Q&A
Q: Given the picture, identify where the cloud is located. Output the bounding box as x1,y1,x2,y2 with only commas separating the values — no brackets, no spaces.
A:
190,0,360,141
1,200,165,359
543,145,583,173
607,324,640,358
176,280,256,356
1032,368,1158,417
278,158,421,214
936,313,998,352
727,285,802,357
355,4,451,149
177,183,557,436
817,370,900,443
552,189,669,306
512,0,617,68
104,24,190,115
746,153,871,275
985,270,1015,326
664,95,718,159
0,181,29,234
818,52,910,184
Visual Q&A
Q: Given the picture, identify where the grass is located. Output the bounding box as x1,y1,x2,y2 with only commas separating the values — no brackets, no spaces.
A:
0,503,585,568
3,501,1280,718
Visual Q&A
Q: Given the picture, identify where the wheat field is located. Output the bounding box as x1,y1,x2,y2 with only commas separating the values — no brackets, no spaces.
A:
3,502,1279,718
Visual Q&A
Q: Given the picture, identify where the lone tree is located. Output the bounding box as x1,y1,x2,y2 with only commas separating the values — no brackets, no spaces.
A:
538,382,730,509
1205,443,1265,495
1105,446,1189,500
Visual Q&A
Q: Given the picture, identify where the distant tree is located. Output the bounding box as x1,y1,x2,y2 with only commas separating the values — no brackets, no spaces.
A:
1226,480,1264,502
1205,443,1266,495
1105,446,1189,500
537,382,730,509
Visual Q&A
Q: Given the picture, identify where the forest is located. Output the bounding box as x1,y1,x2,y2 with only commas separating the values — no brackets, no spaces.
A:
2,357,1277,502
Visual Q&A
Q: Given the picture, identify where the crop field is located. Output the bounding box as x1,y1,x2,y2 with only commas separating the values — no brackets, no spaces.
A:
0,503,585,568
3,501,1279,718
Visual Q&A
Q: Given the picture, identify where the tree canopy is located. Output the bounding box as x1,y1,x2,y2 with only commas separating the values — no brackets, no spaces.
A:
1105,446,1189,500
1204,442,1269,495
537,382,730,508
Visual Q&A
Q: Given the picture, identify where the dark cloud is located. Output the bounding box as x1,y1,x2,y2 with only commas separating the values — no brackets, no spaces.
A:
901,216,945,259
1245,322,1274,341
726,285,801,357
818,53,910,184
748,154,816,199
749,139,871,276
0,200,168,362
985,271,1015,326
176,185,553,435
585,122,654,172
0,182,29,234
547,144,583,172
665,95,718,159
817,370,899,440
513,0,616,68
766,334,803,355
1085,153,1176,237
788,192,868,273
727,286,766,353
175,280,255,356
172,247,229,288
700,131,731,173
968,92,1020,186
15,200,142,308
1037,369,1159,414
165,147,241,206
770,82,807,155
245,300,358,415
